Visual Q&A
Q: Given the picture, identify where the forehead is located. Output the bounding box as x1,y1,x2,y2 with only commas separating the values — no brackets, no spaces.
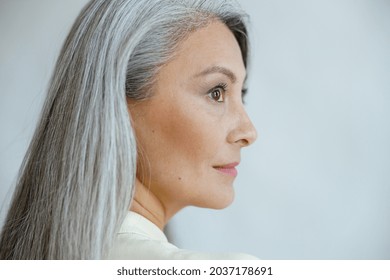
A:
161,20,246,82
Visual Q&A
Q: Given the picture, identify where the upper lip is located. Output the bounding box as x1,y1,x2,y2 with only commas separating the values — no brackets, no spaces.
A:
213,162,240,168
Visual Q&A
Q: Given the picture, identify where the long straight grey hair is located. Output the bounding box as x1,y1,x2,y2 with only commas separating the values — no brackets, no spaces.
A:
0,0,249,259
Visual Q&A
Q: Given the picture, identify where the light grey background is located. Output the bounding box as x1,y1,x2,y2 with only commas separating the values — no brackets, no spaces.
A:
1,0,389,259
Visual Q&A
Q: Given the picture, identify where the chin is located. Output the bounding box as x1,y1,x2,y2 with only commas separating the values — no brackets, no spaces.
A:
195,187,235,210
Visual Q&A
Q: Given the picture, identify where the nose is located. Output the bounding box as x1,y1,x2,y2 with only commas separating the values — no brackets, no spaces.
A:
227,106,257,147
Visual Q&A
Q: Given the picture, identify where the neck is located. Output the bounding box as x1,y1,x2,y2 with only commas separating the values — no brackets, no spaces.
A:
130,178,175,230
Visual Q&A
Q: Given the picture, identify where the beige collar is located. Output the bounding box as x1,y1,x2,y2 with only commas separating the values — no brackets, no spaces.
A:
118,211,168,242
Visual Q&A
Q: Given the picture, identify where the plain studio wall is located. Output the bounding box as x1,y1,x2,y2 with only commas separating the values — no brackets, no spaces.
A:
0,0,389,259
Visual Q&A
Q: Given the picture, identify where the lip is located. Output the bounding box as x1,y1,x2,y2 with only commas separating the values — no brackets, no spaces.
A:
213,162,239,177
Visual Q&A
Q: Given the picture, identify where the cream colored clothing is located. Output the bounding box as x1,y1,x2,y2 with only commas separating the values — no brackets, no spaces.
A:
107,211,258,260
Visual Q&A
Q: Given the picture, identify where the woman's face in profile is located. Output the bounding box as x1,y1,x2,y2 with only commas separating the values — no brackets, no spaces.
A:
128,21,257,211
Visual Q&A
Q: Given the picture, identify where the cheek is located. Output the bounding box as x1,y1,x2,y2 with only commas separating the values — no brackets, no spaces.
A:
136,100,214,181
151,101,218,168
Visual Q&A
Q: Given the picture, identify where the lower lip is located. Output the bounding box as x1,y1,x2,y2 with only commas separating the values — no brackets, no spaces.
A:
214,167,238,177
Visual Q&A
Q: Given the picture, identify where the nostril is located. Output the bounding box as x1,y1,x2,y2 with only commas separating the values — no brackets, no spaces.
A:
236,138,250,147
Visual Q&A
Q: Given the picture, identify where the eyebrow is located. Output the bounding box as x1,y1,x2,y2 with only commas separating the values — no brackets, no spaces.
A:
194,66,238,83
194,65,249,101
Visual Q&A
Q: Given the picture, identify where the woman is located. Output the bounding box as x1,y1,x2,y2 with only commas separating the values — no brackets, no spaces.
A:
0,0,257,259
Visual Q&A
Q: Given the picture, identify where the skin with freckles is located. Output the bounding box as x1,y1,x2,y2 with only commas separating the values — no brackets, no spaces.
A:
127,21,257,230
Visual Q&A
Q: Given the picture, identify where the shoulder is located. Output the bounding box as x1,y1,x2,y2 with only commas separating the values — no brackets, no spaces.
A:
108,232,258,260
106,211,258,260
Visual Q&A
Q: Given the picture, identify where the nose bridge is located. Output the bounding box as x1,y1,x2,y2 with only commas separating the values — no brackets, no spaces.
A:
229,102,257,147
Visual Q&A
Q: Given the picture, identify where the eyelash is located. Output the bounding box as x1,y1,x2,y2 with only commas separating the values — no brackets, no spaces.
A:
207,83,228,103
241,88,248,104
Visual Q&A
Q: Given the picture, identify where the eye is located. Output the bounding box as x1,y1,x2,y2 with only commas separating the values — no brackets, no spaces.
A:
207,83,227,103
242,88,248,104
209,88,224,102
